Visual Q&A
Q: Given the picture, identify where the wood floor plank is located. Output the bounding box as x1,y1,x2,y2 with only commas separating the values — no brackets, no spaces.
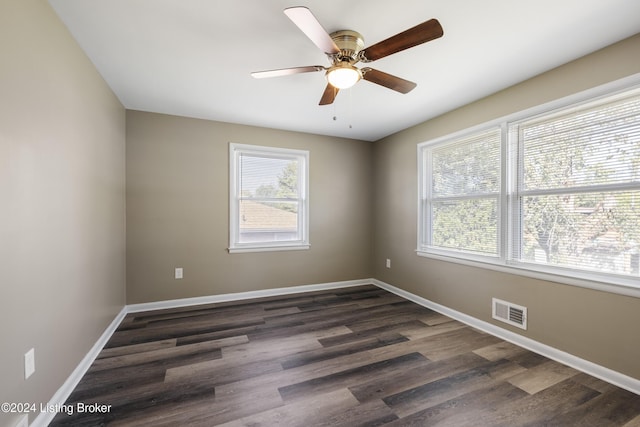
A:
472,379,601,426
278,352,429,402
400,318,467,340
383,358,527,418
473,340,528,362
164,327,351,384
419,311,458,326
165,357,283,388
51,376,216,426
261,303,362,327
507,359,580,394
508,350,549,369
343,306,429,332
174,325,259,346
415,326,503,361
313,398,399,427
217,388,360,427
68,349,222,403
383,381,528,427
69,363,166,396
572,372,620,393
319,320,427,347
347,292,409,309
623,413,640,427
214,330,450,399
111,388,282,427
349,352,486,402
212,345,383,398
48,285,640,426
97,338,177,359
256,301,418,338
281,334,408,370
131,301,298,325
535,387,640,427
105,317,265,347
91,336,247,372
108,398,219,427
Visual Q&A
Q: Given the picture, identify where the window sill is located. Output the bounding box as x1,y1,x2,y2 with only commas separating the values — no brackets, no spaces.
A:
416,250,640,299
228,244,310,254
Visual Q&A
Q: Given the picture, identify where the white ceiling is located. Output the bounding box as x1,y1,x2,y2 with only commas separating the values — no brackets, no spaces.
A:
49,0,640,141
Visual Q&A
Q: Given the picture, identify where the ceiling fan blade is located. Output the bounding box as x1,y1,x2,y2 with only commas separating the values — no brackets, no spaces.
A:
361,19,443,62
319,84,339,105
284,7,340,55
251,66,325,79
361,68,417,94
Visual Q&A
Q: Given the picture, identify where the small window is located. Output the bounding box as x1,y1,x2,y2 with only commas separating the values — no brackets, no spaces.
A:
229,144,309,253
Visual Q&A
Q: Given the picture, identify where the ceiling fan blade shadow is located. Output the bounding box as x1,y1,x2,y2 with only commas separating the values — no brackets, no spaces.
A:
284,7,340,55
362,68,417,94
251,66,325,79
361,19,443,62
319,84,339,105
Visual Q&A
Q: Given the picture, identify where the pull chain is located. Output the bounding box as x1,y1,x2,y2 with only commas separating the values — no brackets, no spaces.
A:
348,87,353,129
331,88,354,130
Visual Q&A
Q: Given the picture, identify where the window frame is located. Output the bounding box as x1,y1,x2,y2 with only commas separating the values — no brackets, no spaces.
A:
417,75,640,297
419,125,505,263
229,143,309,253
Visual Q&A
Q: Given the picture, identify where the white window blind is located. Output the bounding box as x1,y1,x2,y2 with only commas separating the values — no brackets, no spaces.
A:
229,144,309,252
421,127,502,256
418,82,640,291
510,89,640,276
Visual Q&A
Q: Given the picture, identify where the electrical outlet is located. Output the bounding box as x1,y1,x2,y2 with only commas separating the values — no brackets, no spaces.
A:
175,267,183,279
24,348,35,379
14,414,29,427
386,259,391,269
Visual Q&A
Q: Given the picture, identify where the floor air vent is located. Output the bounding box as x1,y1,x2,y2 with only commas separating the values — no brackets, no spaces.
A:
492,298,527,330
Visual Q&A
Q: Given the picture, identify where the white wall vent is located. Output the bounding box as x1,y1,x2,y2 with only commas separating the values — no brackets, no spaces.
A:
492,298,527,330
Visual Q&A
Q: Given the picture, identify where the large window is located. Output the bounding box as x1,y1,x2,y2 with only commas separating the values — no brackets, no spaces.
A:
418,84,640,290
229,144,309,252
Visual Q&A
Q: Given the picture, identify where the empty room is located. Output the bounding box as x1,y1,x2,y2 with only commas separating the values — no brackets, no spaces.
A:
2,1,640,426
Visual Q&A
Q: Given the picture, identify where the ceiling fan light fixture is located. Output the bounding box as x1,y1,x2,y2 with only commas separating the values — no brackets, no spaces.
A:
326,62,361,89
252,7,443,105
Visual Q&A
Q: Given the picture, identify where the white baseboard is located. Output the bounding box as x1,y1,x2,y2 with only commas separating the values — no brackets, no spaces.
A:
126,278,373,313
371,278,640,396
31,307,128,427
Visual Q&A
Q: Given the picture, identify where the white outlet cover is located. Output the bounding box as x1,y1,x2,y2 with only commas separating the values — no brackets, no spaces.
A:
24,348,35,379
175,267,183,279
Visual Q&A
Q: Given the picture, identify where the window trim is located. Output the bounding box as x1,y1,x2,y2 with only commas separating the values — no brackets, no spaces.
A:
229,143,310,253
417,74,640,297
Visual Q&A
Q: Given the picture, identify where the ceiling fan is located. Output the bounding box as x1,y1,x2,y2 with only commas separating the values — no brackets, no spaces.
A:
251,6,444,105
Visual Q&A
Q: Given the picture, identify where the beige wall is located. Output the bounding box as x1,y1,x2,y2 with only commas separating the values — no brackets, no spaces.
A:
126,111,372,303
1,3,638,424
0,1,126,426
372,34,640,380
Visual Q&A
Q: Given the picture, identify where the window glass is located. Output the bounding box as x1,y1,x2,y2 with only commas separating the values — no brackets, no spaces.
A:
418,85,640,288
513,90,640,276
421,128,501,257
230,144,309,252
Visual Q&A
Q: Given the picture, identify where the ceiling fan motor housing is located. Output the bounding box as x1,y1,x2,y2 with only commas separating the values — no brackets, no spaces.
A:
330,30,364,62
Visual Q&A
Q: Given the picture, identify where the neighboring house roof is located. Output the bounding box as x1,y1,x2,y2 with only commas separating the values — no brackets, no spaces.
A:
239,200,297,230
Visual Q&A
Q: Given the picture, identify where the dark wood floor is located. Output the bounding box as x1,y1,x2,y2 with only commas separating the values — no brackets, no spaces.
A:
50,285,640,426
